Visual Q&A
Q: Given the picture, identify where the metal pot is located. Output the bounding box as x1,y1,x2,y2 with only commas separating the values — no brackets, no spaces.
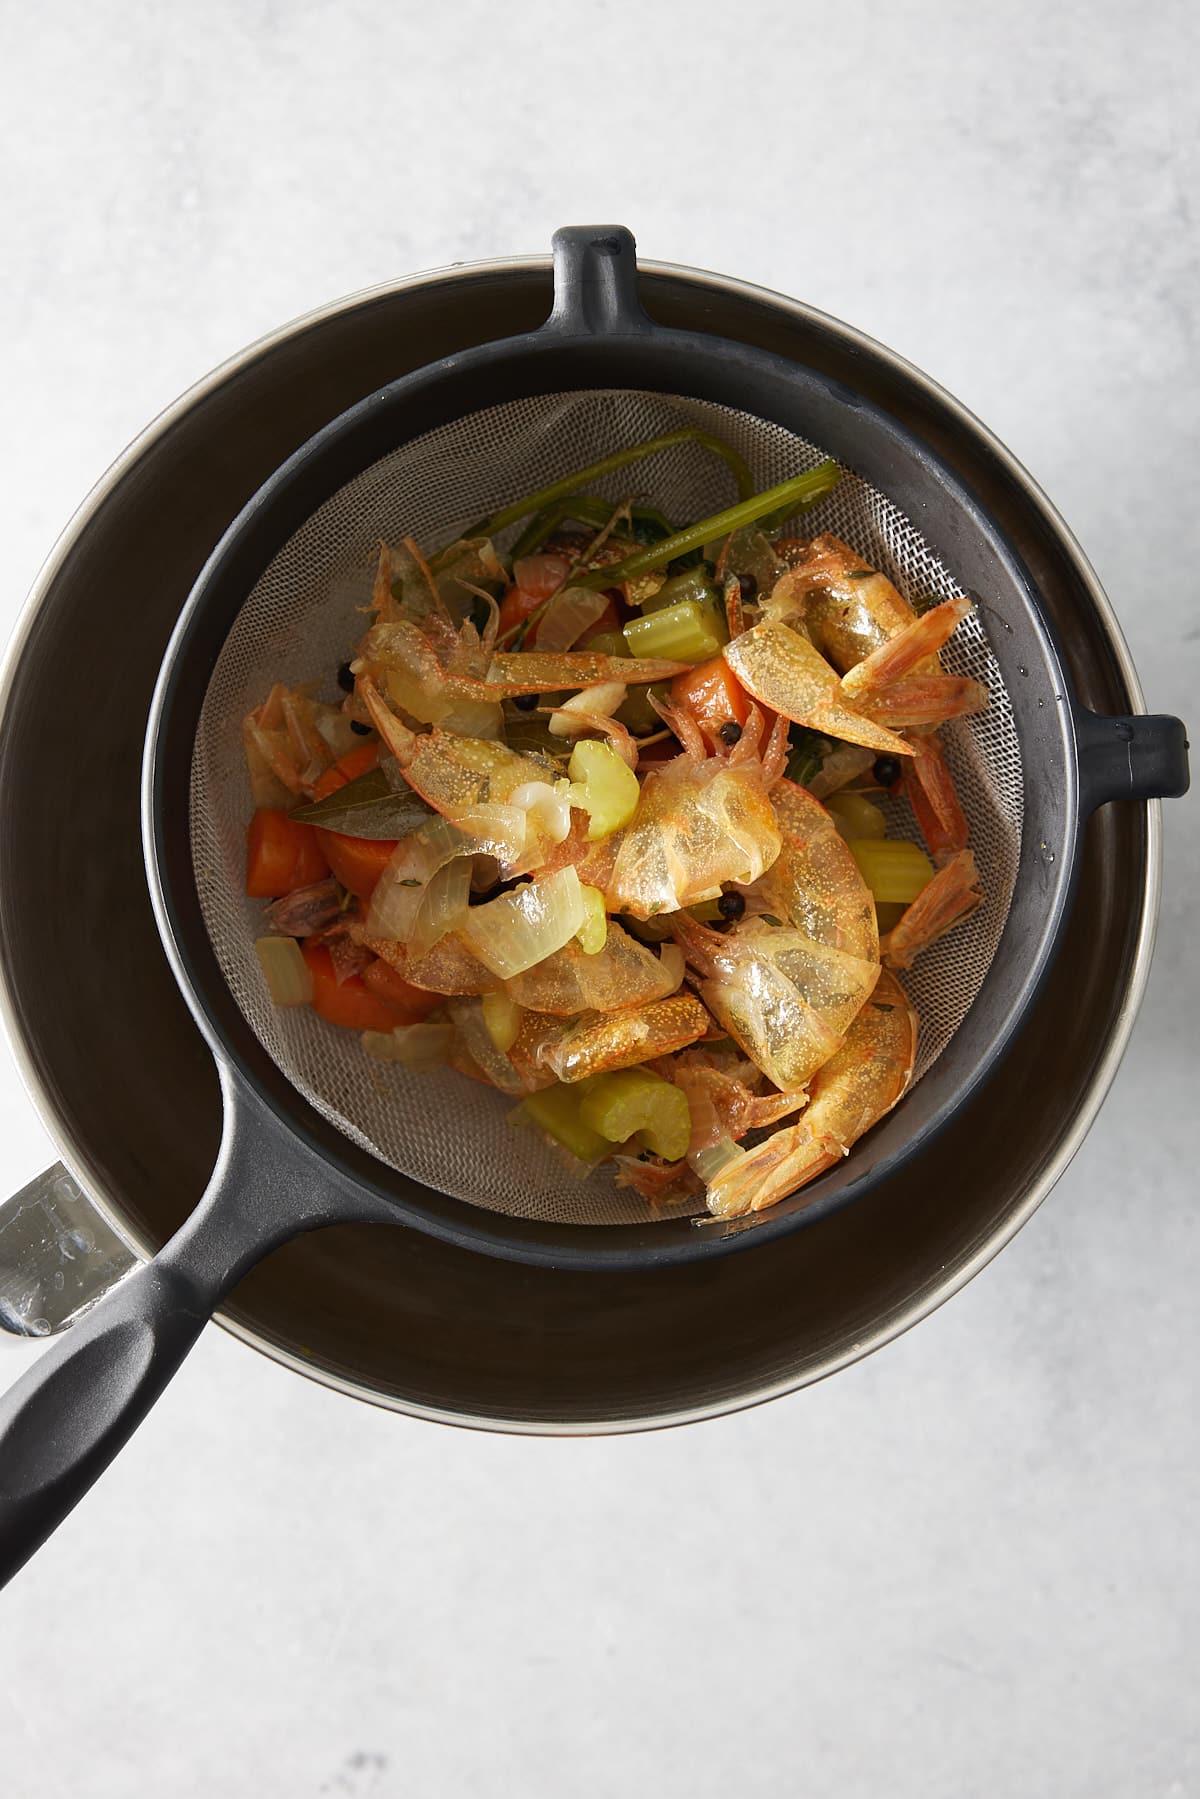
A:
0,249,1170,1432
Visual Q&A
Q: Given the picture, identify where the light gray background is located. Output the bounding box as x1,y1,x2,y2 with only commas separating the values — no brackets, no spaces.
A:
2,2,1197,1794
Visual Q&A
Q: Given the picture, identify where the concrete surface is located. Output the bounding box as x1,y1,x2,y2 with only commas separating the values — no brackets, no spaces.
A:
1,1,1196,1793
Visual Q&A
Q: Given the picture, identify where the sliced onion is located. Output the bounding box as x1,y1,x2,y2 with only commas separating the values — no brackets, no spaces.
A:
459,866,586,978
453,803,528,868
439,697,504,740
385,665,449,726
534,586,611,652
658,943,686,992
407,855,473,961
361,1022,454,1068
690,1137,747,1184
254,937,313,1008
243,720,295,806
366,818,467,941
512,553,572,600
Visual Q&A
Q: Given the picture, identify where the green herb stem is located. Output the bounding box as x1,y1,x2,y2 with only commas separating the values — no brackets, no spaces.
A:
575,461,841,590
472,428,756,541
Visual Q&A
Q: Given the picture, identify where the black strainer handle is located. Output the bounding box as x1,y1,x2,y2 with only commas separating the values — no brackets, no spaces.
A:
1076,708,1190,812
0,1065,390,1588
546,225,655,338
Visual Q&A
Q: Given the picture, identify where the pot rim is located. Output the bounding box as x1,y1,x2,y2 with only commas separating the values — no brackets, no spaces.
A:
0,248,1160,1434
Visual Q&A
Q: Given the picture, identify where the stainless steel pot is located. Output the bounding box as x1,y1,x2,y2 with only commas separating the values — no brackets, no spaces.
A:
0,250,1167,1432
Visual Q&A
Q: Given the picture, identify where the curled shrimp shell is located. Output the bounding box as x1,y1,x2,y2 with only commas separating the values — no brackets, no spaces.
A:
504,924,677,1015
902,730,970,860
724,621,914,759
614,1156,704,1208
486,650,688,691
360,930,500,996
774,533,916,671
754,779,879,963
667,1048,808,1156
672,912,879,1094
839,594,973,698
704,969,917,1216
856,673,989,729
445,998,527,1094
538,994,711,1084
606,711,784,919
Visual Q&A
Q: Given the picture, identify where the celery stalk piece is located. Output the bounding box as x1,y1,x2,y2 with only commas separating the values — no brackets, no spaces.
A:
622,599,726,665
825,792,888,842
567,739,641,841
472,429,756,540
848,838,935,903
576,885,609,954
512,1083,613,1162
580,1068,692,1163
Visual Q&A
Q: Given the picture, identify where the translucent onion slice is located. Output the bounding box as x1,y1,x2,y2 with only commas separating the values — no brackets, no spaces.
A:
361,1022,455,1068
255,936,313,1008
534,586,612,652
366,816,469,941
459,867,586,979
407,855,473,961
690,1136,747,1185
658,943,686,992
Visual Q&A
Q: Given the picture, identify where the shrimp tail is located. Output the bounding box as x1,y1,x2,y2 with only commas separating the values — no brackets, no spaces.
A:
840,595,973,697
882,849,982,969
902,730,969,859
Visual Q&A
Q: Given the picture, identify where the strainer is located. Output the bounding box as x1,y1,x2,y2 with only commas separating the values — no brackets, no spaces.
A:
0,226,1187,1582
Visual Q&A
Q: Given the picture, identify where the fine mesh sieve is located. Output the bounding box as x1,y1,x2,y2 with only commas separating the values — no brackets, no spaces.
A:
191,387,1022,1226
4,228,1186,1586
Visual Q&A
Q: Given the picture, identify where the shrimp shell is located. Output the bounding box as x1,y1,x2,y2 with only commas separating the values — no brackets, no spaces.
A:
705,968,917,1215
756,779,879,963
672,913,879,1094
538,994,710,1084
881,849,983,969
724,621,914,759
503,923,677,1015
607,749,783,920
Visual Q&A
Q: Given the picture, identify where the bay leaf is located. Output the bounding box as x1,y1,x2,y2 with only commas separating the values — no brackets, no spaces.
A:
292,768,434,839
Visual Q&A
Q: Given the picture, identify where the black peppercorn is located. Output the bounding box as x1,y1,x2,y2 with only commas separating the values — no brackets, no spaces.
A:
717,890,746,921
719,719,742,746
336,661,355,693
512,692,538,712
872,755,901,788
349,719,372,736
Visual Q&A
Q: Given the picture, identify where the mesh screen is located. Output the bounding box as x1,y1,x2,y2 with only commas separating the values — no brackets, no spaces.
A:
190,390,1022,1224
